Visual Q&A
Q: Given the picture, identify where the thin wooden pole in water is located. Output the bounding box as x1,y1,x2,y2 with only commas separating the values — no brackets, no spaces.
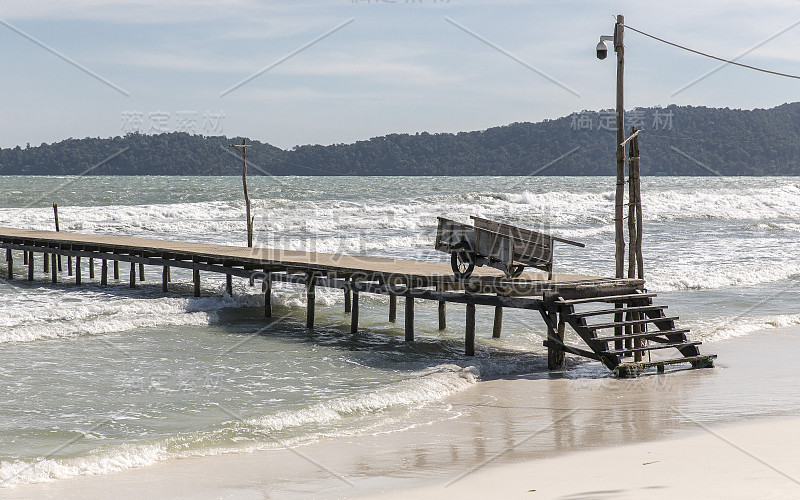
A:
101,260,108,286
130,262,136,289
43,251,49,273
162,266,169,292
226,274,233,296
6,249,12,280
113,260,119,280
193,269,200,297
306,273,316,329
344,279,352,314
138,262,145,281
28,252,34,281
351,288,359,334
75,256,81,285
51,254,57,283
53,203,63,273
465,302,476,356
492,306,503,338
404,297,414,341
89,258,95,279
263,272,272,318
389,294,397,323
438,301,447,330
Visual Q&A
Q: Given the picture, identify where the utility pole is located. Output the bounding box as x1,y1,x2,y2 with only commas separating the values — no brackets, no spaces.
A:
229,138,253,247
614,14,625,279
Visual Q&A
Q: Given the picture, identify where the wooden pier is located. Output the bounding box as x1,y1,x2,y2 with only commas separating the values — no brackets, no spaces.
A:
0,227,714,376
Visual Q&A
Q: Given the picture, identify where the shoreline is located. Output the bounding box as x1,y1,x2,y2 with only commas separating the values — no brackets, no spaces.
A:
6,325,800,499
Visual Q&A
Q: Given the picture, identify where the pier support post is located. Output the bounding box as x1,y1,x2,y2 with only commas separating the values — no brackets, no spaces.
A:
162,267,169,292
193,269,200,297
130,262,136,289
306,274,316,329
44,252,49,273
139,263,145,281
57,253,62,273
263,273,272,318
28,252,34,281
6,249,12,280
465,302,476,356
113,260,119,280
438,301,446,330
492,306,503,339
75,257,81,285
89,258,95,279
67,256,72,276
404,297,414,341
22,250,27,266
351,288,359,334
101,260,108,286
546,309,566,370
226,274,233,296
51,254,57,283
344,279,352,314
389,294,397,323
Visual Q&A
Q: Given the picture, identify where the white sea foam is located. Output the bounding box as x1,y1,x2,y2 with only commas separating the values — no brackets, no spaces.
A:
0,364,479,487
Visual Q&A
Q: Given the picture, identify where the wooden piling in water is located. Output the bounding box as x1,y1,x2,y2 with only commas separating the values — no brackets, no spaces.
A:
226,274,233,296
344,279,352,314
44,252,49,273
6,249,12,279
193,269,200,297
492,306,503,338
139,262,145,281
162,267,169,292
438,301,446,330
351,288,359,334
306,274,316,329
67,256,73,276
405,297,414,341
113,260,119,280
28,252,34,281
75,257,81,284
465,302,476,356
389,294,397,323
51,254,57,283
101,260,108,286
263,273,272,318
89,258,95,279
23,250,27,266
130,262,136,288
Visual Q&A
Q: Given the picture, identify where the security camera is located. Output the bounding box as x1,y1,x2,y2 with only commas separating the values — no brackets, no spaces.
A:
596,40,608,60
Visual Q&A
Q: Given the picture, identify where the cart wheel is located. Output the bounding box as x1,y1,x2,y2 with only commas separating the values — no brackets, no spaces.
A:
508,265,525,279
451,250,475,279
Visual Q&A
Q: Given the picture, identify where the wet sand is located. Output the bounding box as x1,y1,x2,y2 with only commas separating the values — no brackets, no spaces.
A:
6,326,800,499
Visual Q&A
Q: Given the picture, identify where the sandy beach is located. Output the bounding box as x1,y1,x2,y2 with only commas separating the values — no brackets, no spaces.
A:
6,324,800,499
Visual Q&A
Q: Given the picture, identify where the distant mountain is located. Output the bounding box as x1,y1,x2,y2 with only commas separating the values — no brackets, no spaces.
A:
2,103,800,176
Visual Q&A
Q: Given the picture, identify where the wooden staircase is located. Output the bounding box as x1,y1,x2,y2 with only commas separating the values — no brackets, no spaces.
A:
540,291,716,377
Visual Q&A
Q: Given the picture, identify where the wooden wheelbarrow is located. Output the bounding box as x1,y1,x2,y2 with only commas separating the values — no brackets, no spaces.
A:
434,216,585,279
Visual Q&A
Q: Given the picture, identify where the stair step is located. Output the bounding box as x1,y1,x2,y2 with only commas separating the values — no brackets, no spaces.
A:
586,316,679,331
570,305,666,318
614,355,717,376
603,340,701,356
557,293,656,305
593,328,690,342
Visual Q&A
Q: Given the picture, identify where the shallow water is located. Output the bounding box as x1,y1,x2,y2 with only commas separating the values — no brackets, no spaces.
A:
1,175,798,486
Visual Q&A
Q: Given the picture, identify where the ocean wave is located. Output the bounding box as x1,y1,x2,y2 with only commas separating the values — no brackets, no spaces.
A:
686,313,800,343
0,364,479,488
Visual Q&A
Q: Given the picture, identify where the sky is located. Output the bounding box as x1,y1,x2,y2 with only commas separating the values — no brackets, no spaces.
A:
1,0,800,150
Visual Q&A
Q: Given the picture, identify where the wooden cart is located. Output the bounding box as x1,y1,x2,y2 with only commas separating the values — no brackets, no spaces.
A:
435,216,585,279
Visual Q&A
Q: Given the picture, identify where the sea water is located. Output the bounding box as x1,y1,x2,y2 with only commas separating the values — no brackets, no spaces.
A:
1,175,799,486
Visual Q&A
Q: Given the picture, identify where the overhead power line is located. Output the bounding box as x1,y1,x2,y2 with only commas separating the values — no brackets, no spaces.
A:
622,23,800,81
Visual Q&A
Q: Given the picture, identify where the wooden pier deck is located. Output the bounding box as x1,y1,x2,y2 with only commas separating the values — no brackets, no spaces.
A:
0,227,714,375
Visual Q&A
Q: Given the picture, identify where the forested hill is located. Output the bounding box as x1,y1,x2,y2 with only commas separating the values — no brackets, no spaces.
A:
3,103,800,176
